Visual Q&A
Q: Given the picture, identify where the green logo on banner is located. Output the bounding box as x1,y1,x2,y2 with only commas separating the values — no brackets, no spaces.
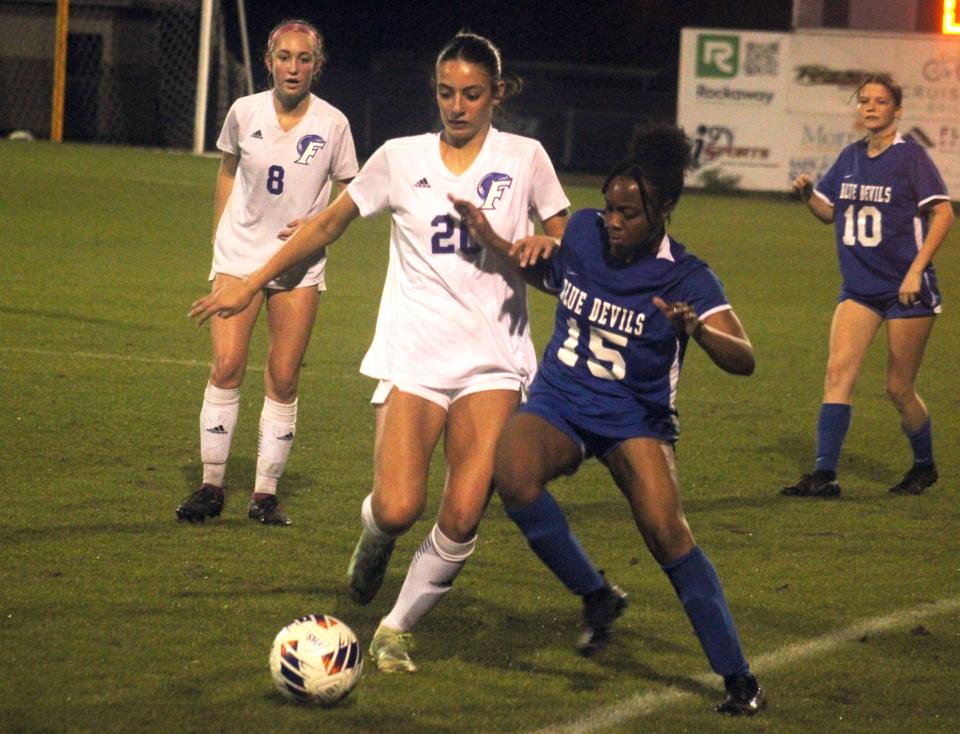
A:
697,34,739,78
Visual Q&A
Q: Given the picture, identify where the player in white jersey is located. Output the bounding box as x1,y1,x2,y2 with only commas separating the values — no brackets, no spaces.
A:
176,20,358,526
189,32,569,670
784,73,953,498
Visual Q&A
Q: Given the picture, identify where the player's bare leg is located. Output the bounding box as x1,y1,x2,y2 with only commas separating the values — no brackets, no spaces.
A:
783,299,882,497
498,412,626,656
348,390,445,604
243,286,320,525
609,438,764,715
177,275,264,522
372,389,518,672
885,315,938,494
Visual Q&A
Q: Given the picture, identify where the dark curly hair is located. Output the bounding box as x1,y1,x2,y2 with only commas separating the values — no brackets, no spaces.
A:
603,124,694,223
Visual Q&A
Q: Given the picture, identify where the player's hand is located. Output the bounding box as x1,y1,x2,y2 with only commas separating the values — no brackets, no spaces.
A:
898,270,923,307
792,173,814,201
653,296,702,337
509,236,559,267
448,194,495,246
278,218,304,241
189,280,257,325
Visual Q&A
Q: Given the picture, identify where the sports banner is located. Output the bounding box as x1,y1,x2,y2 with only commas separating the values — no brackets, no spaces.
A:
678,28,960,198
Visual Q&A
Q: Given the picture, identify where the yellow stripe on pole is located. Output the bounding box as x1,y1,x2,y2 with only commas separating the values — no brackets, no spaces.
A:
50,0,69,142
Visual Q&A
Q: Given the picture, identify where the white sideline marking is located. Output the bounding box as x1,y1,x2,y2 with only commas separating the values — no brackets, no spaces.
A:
0,346,221,369
534,596,960,734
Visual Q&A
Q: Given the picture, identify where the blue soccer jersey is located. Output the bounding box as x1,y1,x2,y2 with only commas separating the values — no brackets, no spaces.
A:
530,208,731,442
815,135,949,300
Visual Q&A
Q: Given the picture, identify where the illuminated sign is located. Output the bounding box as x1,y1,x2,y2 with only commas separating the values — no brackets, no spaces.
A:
945,0,960,34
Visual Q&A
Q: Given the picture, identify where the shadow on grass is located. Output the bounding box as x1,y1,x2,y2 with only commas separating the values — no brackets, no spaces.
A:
365,588,720,702
1,461,322,544
721,430,903,489
179,458,319,498
0,305,151,330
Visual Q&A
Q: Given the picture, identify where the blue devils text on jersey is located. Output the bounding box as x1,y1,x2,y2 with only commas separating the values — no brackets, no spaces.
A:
814,135,949,301
529,208,731,443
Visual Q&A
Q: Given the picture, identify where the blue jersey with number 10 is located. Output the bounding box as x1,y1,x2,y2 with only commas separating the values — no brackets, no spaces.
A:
815,136,949,300
532,209,731,442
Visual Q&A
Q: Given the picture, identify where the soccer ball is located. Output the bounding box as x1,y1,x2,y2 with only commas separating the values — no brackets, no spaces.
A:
269,614,363,705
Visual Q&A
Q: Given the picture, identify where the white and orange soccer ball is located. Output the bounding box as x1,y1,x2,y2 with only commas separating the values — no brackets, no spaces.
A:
268,614,363,705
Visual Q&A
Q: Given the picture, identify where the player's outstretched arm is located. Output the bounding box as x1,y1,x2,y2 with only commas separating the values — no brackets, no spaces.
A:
792,173,833,224
190,191,360,324
447,194,564,290
653,297,755,376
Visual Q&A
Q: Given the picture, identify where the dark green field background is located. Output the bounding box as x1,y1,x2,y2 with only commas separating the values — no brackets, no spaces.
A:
1,142,958,733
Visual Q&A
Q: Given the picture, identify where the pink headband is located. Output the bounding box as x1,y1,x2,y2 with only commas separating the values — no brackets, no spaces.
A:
269,22,320,51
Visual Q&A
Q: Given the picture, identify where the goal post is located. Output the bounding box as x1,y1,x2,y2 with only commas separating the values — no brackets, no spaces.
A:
1,0,252,151
193,0,214,154
49,0,68,142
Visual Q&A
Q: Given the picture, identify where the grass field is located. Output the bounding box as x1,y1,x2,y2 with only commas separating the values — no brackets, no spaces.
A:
1,140,959,734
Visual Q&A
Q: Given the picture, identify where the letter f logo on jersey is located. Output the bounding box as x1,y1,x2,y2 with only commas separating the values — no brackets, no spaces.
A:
294,134,326,165
477,172,513,210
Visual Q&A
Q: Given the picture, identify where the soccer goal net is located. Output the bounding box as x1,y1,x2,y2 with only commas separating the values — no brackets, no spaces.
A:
0,0,249,150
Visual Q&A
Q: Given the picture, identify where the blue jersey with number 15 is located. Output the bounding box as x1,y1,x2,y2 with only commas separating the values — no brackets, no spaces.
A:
532,209,731,442
814,136,949,300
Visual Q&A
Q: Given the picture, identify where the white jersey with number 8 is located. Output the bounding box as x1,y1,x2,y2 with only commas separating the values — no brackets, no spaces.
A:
212,90,359,290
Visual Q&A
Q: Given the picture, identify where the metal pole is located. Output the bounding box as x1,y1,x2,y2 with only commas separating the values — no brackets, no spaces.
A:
193,0,214,154
50,0,69,142
236,0,254,95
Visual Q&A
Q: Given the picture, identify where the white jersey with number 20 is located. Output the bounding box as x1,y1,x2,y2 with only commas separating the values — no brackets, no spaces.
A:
349,128,569,389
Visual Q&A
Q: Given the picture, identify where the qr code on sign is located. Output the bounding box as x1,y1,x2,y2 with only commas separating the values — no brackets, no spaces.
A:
745,42,779,76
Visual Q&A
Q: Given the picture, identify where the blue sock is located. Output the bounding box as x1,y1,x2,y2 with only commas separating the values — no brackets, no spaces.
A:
814,403,852,475
903,418,934,467
662,546,750,677
506,490,605,596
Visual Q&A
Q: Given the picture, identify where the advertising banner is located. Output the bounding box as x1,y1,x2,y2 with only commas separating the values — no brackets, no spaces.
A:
678,27,960,198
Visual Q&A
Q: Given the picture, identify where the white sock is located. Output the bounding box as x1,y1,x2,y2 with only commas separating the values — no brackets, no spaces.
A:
200,383,240,487
360,493,398,541
254,396,297,495
381,524,477,632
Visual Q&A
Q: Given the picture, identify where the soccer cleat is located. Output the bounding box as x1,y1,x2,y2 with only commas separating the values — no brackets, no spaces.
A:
346,529,395,605
888,463,938,495
247,495,291,525
369,624,417,673
780,470,841,498
576,577,628,657
176,484,224,523
717,673,766,715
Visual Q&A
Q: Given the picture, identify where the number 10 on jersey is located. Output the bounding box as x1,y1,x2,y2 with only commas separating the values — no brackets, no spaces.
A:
842,205,882,248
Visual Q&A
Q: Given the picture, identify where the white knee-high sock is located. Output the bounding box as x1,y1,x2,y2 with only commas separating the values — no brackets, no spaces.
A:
255,396,297,495
200,383,240,487
381,524,477,632
361,493,396,540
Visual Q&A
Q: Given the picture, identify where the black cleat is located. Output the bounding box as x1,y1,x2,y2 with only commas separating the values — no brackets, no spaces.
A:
576,577,628,657
717,673,766,715
247,495,291,526
780,470,841,498
347,530,396,605
888,463,938,495
176,484,224,523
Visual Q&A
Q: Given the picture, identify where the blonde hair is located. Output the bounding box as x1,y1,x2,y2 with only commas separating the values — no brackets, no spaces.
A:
265,19,326,79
